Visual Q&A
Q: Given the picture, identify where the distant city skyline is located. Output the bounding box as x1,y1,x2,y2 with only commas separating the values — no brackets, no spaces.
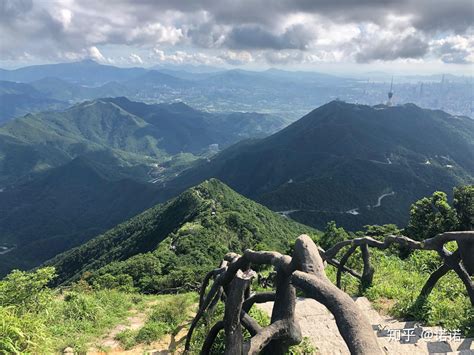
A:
1,0,473,75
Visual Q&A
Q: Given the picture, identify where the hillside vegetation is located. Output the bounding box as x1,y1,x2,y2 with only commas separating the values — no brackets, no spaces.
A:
166,101,474,230
1,185,472,353
0,97,285,185
0,156,162,275
48,179,317,288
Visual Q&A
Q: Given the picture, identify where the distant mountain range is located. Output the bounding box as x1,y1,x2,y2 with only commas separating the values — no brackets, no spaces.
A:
46,179,315,287
164,101,474,230
0,59,147,85
0,81,67,123
2,59,470,122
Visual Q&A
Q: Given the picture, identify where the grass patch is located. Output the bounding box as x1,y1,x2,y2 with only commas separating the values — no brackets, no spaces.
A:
364,249,473,336
0,267,152,353
326,248,473,337
115,293,197,350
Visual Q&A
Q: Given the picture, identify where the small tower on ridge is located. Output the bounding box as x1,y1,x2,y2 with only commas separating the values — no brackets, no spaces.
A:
387,77,394,106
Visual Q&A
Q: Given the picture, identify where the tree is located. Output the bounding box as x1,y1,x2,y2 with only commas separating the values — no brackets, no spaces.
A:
363,224,400,239
319,221,350,250
0,267,56,309
453,185,474,231
406,191,458,240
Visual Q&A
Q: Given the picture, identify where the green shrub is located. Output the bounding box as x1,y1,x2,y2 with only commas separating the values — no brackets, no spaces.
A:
149,294,194,332
319,221,350,250
288,337,317,355
364,252,473,336
0,307,49,354
135,322,169,344
114,329,137,350
62,292,104,322
0,267,56,310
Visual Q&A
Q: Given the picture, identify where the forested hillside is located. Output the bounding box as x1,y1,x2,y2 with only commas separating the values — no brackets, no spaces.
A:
47,179,317,287
0,157,162,275
0,97,285,185
166,101,474,230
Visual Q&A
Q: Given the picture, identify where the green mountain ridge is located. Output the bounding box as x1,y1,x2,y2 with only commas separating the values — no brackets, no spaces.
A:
0,97,286,185
164,101,474,230
47,179,316,288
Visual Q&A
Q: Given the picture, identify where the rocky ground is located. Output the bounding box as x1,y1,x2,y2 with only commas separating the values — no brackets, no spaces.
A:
257,297,474,355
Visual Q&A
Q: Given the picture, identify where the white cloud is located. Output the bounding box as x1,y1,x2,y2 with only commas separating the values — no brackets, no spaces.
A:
52,8,73,30
128,23,183,45
219,50,254,65
151,49,223,65
88,46,106,62
129,53,143,64
431,34,474,64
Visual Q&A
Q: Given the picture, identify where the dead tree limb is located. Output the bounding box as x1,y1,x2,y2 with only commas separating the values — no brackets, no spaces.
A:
291,235,382,355
242,292,276,312
336,245,357,289
224,269,256,355
415,263,450,306
201,320,224,354
360,244,375,290
243,320,290,354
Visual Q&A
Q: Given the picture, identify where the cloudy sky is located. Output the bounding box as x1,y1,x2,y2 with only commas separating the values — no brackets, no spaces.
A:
1,0,473,74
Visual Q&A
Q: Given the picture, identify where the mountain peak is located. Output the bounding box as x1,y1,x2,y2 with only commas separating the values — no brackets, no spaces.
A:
78,59,100,65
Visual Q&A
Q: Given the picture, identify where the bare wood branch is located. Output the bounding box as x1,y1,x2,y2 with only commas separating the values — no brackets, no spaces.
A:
199,266,227,307
415,263,450,306
243,320,289,355
242,292,276,312
292,270,382,355
241,311,262,336
336,245,357,289
201,320,224,354
319,247,363,279
224,269,256,355
360,244,375,290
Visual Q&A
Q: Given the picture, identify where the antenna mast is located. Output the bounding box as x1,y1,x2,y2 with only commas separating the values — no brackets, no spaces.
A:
387,76,394,106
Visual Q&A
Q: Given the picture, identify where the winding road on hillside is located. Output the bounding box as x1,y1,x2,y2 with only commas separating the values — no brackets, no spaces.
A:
373,191,395,208
276,190,396,218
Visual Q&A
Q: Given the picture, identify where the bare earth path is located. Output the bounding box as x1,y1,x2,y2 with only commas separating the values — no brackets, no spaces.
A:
257,297,474,355
87,301,191,355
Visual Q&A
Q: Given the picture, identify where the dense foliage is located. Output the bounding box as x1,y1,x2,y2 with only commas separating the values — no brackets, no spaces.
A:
0,97,283,185
0,157,162,276
1,186,472,352
406,186,473,240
